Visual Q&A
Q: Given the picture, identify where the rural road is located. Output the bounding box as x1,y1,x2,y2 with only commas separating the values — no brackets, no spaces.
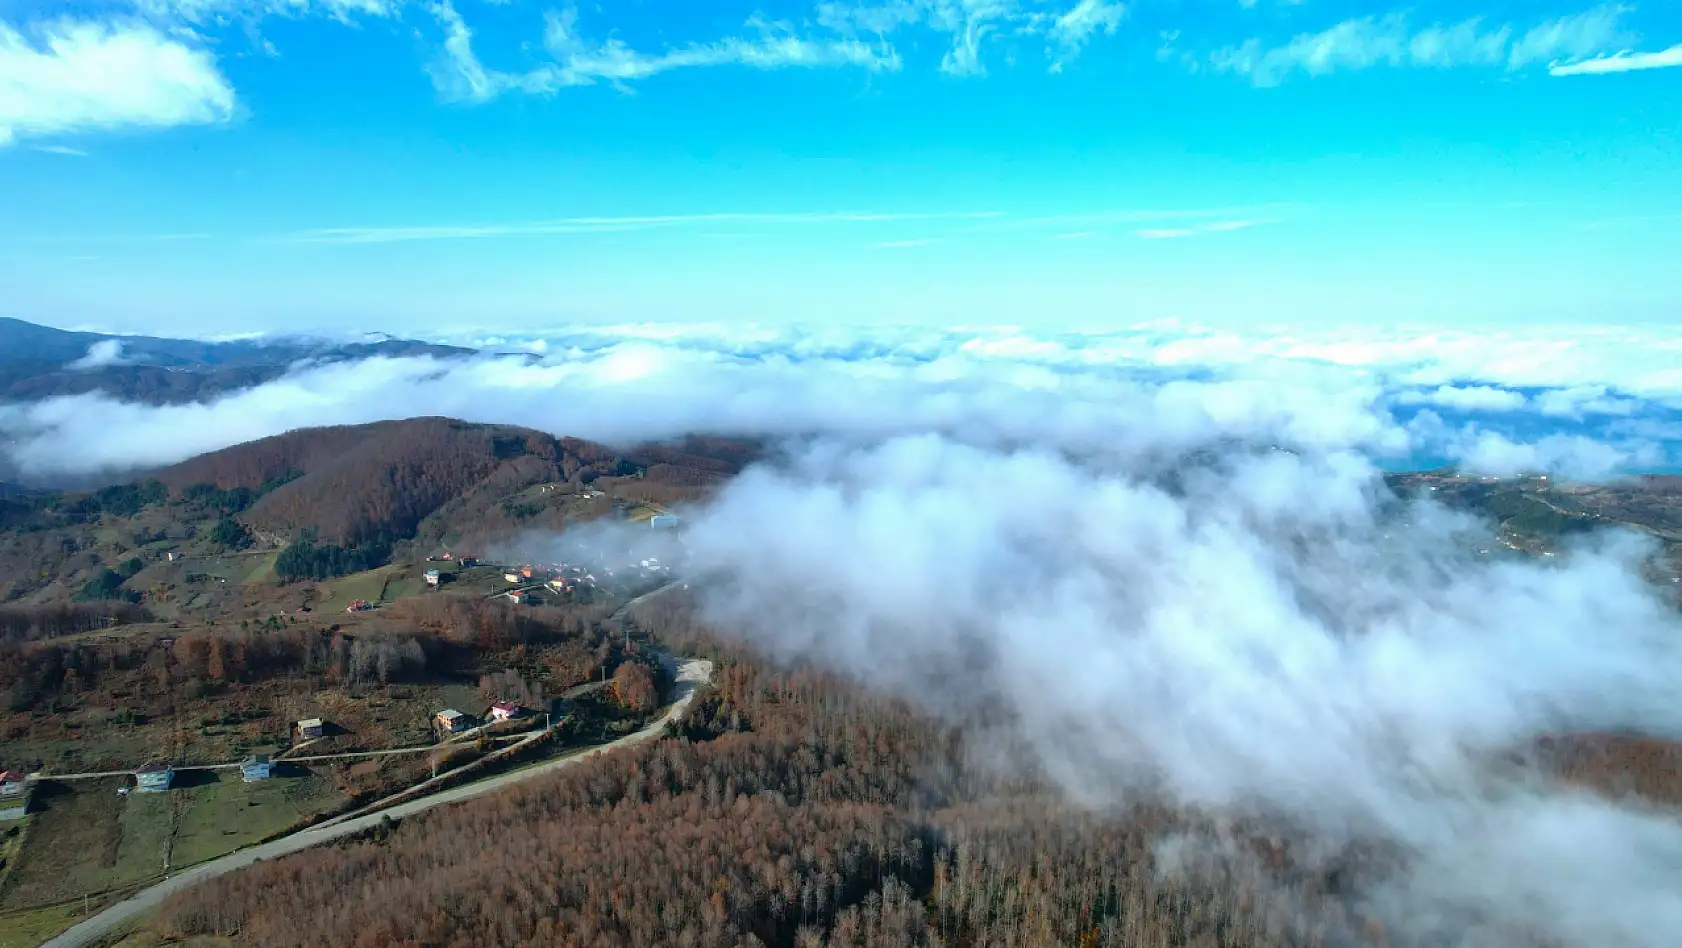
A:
38,579,688,783
41,655,711,948
41,579,699,948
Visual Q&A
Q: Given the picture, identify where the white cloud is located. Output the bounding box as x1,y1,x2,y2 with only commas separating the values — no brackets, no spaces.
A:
1047,0,1126,70
1550,41,1682,76
1394,384,1528,413
1207,5,1635,85
815,0,1127,76
659,431,1682,946
6,321,1682,481
1535,385,1641,419
427,1,899,104
31,143,87,155
1457,429,1658,480
0,17,235,144
132,0,399,25
1136,218,1274,239
66,339,127,370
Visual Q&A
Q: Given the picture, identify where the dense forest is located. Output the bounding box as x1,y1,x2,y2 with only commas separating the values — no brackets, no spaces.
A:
152,594,1389,948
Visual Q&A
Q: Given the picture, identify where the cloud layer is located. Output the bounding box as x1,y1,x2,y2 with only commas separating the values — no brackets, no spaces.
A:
3,321,1681,481
674,434,1682,945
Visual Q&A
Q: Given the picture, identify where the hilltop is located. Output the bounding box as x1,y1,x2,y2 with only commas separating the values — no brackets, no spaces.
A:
0,419,754,607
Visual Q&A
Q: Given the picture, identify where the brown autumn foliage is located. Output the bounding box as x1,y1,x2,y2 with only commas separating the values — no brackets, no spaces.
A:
0,595,620,726
151,420,758,549
612,659,659,712
150,597,1418,948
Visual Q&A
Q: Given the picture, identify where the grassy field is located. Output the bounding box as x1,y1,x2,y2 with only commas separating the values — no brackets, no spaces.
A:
168,770,342,868
240,551,279,585
382,574,428,603
113,793,173,880
313,567,398,612
0,779,142,911
0,900,84,948
0,772,342,919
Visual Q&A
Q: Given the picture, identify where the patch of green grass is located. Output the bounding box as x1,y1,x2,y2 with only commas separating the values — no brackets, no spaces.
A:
240,551,279,585
0,900,84,948
0,779,137,911
313,567,398,613
381,576,426,603
168,771,341,868
112,792,173,880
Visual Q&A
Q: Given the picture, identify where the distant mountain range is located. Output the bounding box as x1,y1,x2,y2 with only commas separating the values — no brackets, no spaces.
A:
0,316,473,406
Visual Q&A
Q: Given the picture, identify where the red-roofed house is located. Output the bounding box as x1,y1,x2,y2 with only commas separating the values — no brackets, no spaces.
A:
489,701,523,722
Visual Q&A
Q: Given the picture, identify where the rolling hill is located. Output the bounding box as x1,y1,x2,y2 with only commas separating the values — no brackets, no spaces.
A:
0,418,758,604
0,316,473,406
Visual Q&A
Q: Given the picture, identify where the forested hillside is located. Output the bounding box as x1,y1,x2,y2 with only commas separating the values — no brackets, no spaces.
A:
147,595,1366,948
0,420,760,602
149,589,1682,948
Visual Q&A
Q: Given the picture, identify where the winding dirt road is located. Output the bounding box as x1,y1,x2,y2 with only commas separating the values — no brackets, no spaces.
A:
43,652,710,947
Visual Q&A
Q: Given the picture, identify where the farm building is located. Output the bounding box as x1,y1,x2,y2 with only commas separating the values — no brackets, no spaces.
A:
241,754,273,782
0,771,33,821
296,717,325,740
424,569,442,586
435,709,474,735
135,760,174,793
649,514,682,530
504,571,522,584
489,701,523,722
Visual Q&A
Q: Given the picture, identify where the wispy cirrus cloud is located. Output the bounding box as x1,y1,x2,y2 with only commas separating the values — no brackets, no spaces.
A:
428,0,899,103
1136,218,1275,239
132,0,399,25
0,17,235,145
816,0,1127,77
1550,41,1682,75
283,210,1003,244
1200,5,1634,86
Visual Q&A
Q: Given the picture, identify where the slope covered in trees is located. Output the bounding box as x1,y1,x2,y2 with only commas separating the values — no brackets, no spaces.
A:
151,596,1387,948
157,419,758,552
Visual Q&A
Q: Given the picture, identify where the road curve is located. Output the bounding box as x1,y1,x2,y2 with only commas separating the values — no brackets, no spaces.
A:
41,656,713,948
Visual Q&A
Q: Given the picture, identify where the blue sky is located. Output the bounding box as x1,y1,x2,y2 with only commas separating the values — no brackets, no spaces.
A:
1,0,1679,335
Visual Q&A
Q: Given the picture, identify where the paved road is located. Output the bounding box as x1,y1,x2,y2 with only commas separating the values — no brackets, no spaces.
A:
41,654,713,948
